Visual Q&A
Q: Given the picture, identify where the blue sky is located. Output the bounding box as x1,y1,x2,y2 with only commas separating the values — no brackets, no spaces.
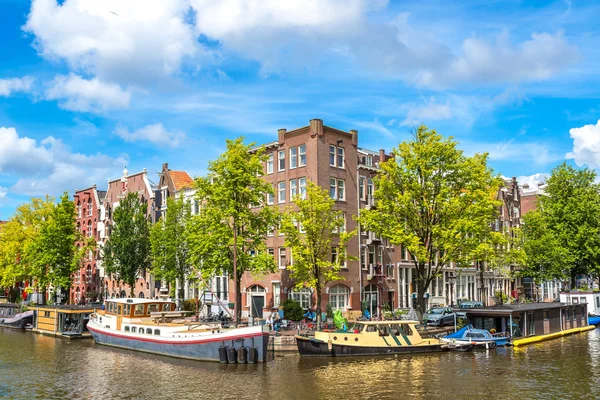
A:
1,0,600,218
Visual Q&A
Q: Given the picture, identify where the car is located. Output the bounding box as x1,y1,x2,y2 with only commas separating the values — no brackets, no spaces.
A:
423,307,456,326
458,301,483,309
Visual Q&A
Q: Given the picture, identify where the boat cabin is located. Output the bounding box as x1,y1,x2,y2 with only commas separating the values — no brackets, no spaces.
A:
461,302,588,338
97,298,178,333
30,305,96,338
559,291,600,316
0,303,20,319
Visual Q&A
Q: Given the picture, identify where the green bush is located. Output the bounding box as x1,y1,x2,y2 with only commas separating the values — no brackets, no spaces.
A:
283,299,304,321
182,299,199,312
326,303,334,319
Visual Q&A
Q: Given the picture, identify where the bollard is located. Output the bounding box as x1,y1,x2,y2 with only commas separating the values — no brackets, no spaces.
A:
227,346,237,364
218,344,228,364
237,346,248,363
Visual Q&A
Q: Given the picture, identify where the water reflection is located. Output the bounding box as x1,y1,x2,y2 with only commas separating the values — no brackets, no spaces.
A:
1,328,600,399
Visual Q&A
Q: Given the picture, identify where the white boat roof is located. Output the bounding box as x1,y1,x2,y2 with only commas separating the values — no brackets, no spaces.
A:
106,298,174,304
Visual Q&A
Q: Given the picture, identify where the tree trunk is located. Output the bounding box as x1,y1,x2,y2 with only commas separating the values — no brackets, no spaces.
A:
478,260,486,306
316,281,322,330
129,282,134,298
233,223,238,327
178,274,185,308
415,263,427,319
235,277,242,326
571,271,577,290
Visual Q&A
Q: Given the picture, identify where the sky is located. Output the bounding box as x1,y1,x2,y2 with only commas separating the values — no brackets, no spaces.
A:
1,0,600,219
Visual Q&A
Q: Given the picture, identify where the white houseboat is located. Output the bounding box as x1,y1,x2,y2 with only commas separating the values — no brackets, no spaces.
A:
87,298,270,363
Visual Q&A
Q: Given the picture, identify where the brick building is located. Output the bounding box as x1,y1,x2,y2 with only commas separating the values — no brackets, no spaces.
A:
100,168,158,299
70,185,105,304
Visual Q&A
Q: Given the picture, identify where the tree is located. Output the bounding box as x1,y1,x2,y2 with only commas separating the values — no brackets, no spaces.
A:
522,163,600,288
103,192,151,297
187,137,279,325
150,195,191,305
279,181,355,328
28,193,89,303
359,125,501,315
0,197,55,297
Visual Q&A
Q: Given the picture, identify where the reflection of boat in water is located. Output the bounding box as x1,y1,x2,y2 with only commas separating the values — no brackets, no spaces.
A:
442,325,508,349
87,298,270,363
0,309,34,329
296,320,473,357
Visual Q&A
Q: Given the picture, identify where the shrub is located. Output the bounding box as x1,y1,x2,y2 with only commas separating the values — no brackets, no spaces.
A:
182,299,199,312
283,299,304,321
326,303,334,319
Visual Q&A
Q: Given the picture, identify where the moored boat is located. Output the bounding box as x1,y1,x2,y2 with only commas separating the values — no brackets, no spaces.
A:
0,309,34,329
296,320,472,357
442,325,509,349
87,298,270,363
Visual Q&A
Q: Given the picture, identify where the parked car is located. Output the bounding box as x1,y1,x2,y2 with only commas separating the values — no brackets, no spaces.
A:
423,307,456,326
458,301,483,309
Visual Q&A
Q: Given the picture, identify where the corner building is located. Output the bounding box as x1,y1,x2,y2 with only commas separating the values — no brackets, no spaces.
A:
237,119,399,319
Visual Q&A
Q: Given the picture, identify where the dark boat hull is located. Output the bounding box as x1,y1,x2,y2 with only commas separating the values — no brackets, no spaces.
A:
0,311,34,330
296,335,448,357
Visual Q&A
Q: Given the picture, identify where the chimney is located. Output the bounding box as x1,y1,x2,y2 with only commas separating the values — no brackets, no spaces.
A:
278,129,286,144
309,119,324,137
379,149,386,162
350,129,358,147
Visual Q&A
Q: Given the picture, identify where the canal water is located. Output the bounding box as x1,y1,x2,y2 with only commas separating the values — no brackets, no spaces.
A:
1,329,599,400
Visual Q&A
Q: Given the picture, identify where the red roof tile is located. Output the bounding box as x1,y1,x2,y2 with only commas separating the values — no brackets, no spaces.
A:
170,170,194,191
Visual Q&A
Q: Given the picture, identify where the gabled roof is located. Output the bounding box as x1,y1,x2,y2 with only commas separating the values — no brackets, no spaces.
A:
170,171,194,191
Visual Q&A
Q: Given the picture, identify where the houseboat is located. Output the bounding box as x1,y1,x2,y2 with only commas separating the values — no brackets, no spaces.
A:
296,320,472,357
87,298,270,363
30,304,95,338
0,303,33,329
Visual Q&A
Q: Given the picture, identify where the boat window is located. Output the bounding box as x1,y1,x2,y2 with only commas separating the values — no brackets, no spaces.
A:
148,304,159,313
131,327,137,333
366,325,377,333
134,304,145,316
154,329,160,335
124,326,130,332
399,324,413,336
348,323,364,333
99,317,102,324
124,304,131,316
162,303,172,312
117,305,123,315
146,328,153,334
466,332,485,339
377,325,389,337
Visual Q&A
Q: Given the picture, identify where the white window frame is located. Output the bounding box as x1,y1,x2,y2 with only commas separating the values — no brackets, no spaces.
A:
290,179,298,200
299,177,307,199
278,247,287,269
278,150,285,172
299,144,306,167
329,178,337,199
329,145,336,167
337,147,345,169
329,285,349,310
278,181,286,203
266,153,274,174
267,187,274,205
289,146,297,169
290,288,311,309
338,179,345,201
273,283,281,307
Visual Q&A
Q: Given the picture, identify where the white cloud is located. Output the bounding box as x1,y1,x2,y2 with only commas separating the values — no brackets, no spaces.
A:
462,139,561,166
0,76,35,96
0,125,127,197
23,0,200,85
46,74,131,112
400,97,452,126
516,173,550,188
566,120,600,169
0,187,6,200
114,123,186,147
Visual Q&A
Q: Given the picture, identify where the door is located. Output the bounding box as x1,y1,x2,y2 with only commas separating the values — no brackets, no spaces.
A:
364,284,379,317
116,304,123,331
251,296,264,318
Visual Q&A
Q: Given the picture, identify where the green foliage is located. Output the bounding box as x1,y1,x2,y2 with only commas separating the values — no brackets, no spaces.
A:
187,137,279,323
494,290,509,305
521,163,600,287
280,181,355,326
359,126,501,313
326,303,334,319
103,192,151,296
282,299,304,321
182,299,200,312
150,195,191,300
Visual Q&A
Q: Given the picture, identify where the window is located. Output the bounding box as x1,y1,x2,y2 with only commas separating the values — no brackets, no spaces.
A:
337,147,345,169
330,178,337,199
268,247,275,260
214,276,228,301
290,288,311,309
162,303,172,311
194,200,200,215
146,328,153,334
148,304,158,313
340,212,346,233
87,221,92,238
267,226,274,237
377,247,383,266
367,178,374,204
299,177,307,199
131,327,137,333
88,199,93,216
329,145,336,166
329,285,350,310
596,296,600,308
299,144,306,167
331,247,338,264
124,326,130,332
386,264,395,278
338,179,345,200
290,179,298,200
273,283,281,307
77,202,81,218
290,147,297,169
278,150,285,171
267,153,274,174
162,189,167,206
154,329,160,335
359,176,365,200
361,246,368,270
368,246,375,267
134,304,144,316
267,185,275,205
279,247,287,269
278,181,286,203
